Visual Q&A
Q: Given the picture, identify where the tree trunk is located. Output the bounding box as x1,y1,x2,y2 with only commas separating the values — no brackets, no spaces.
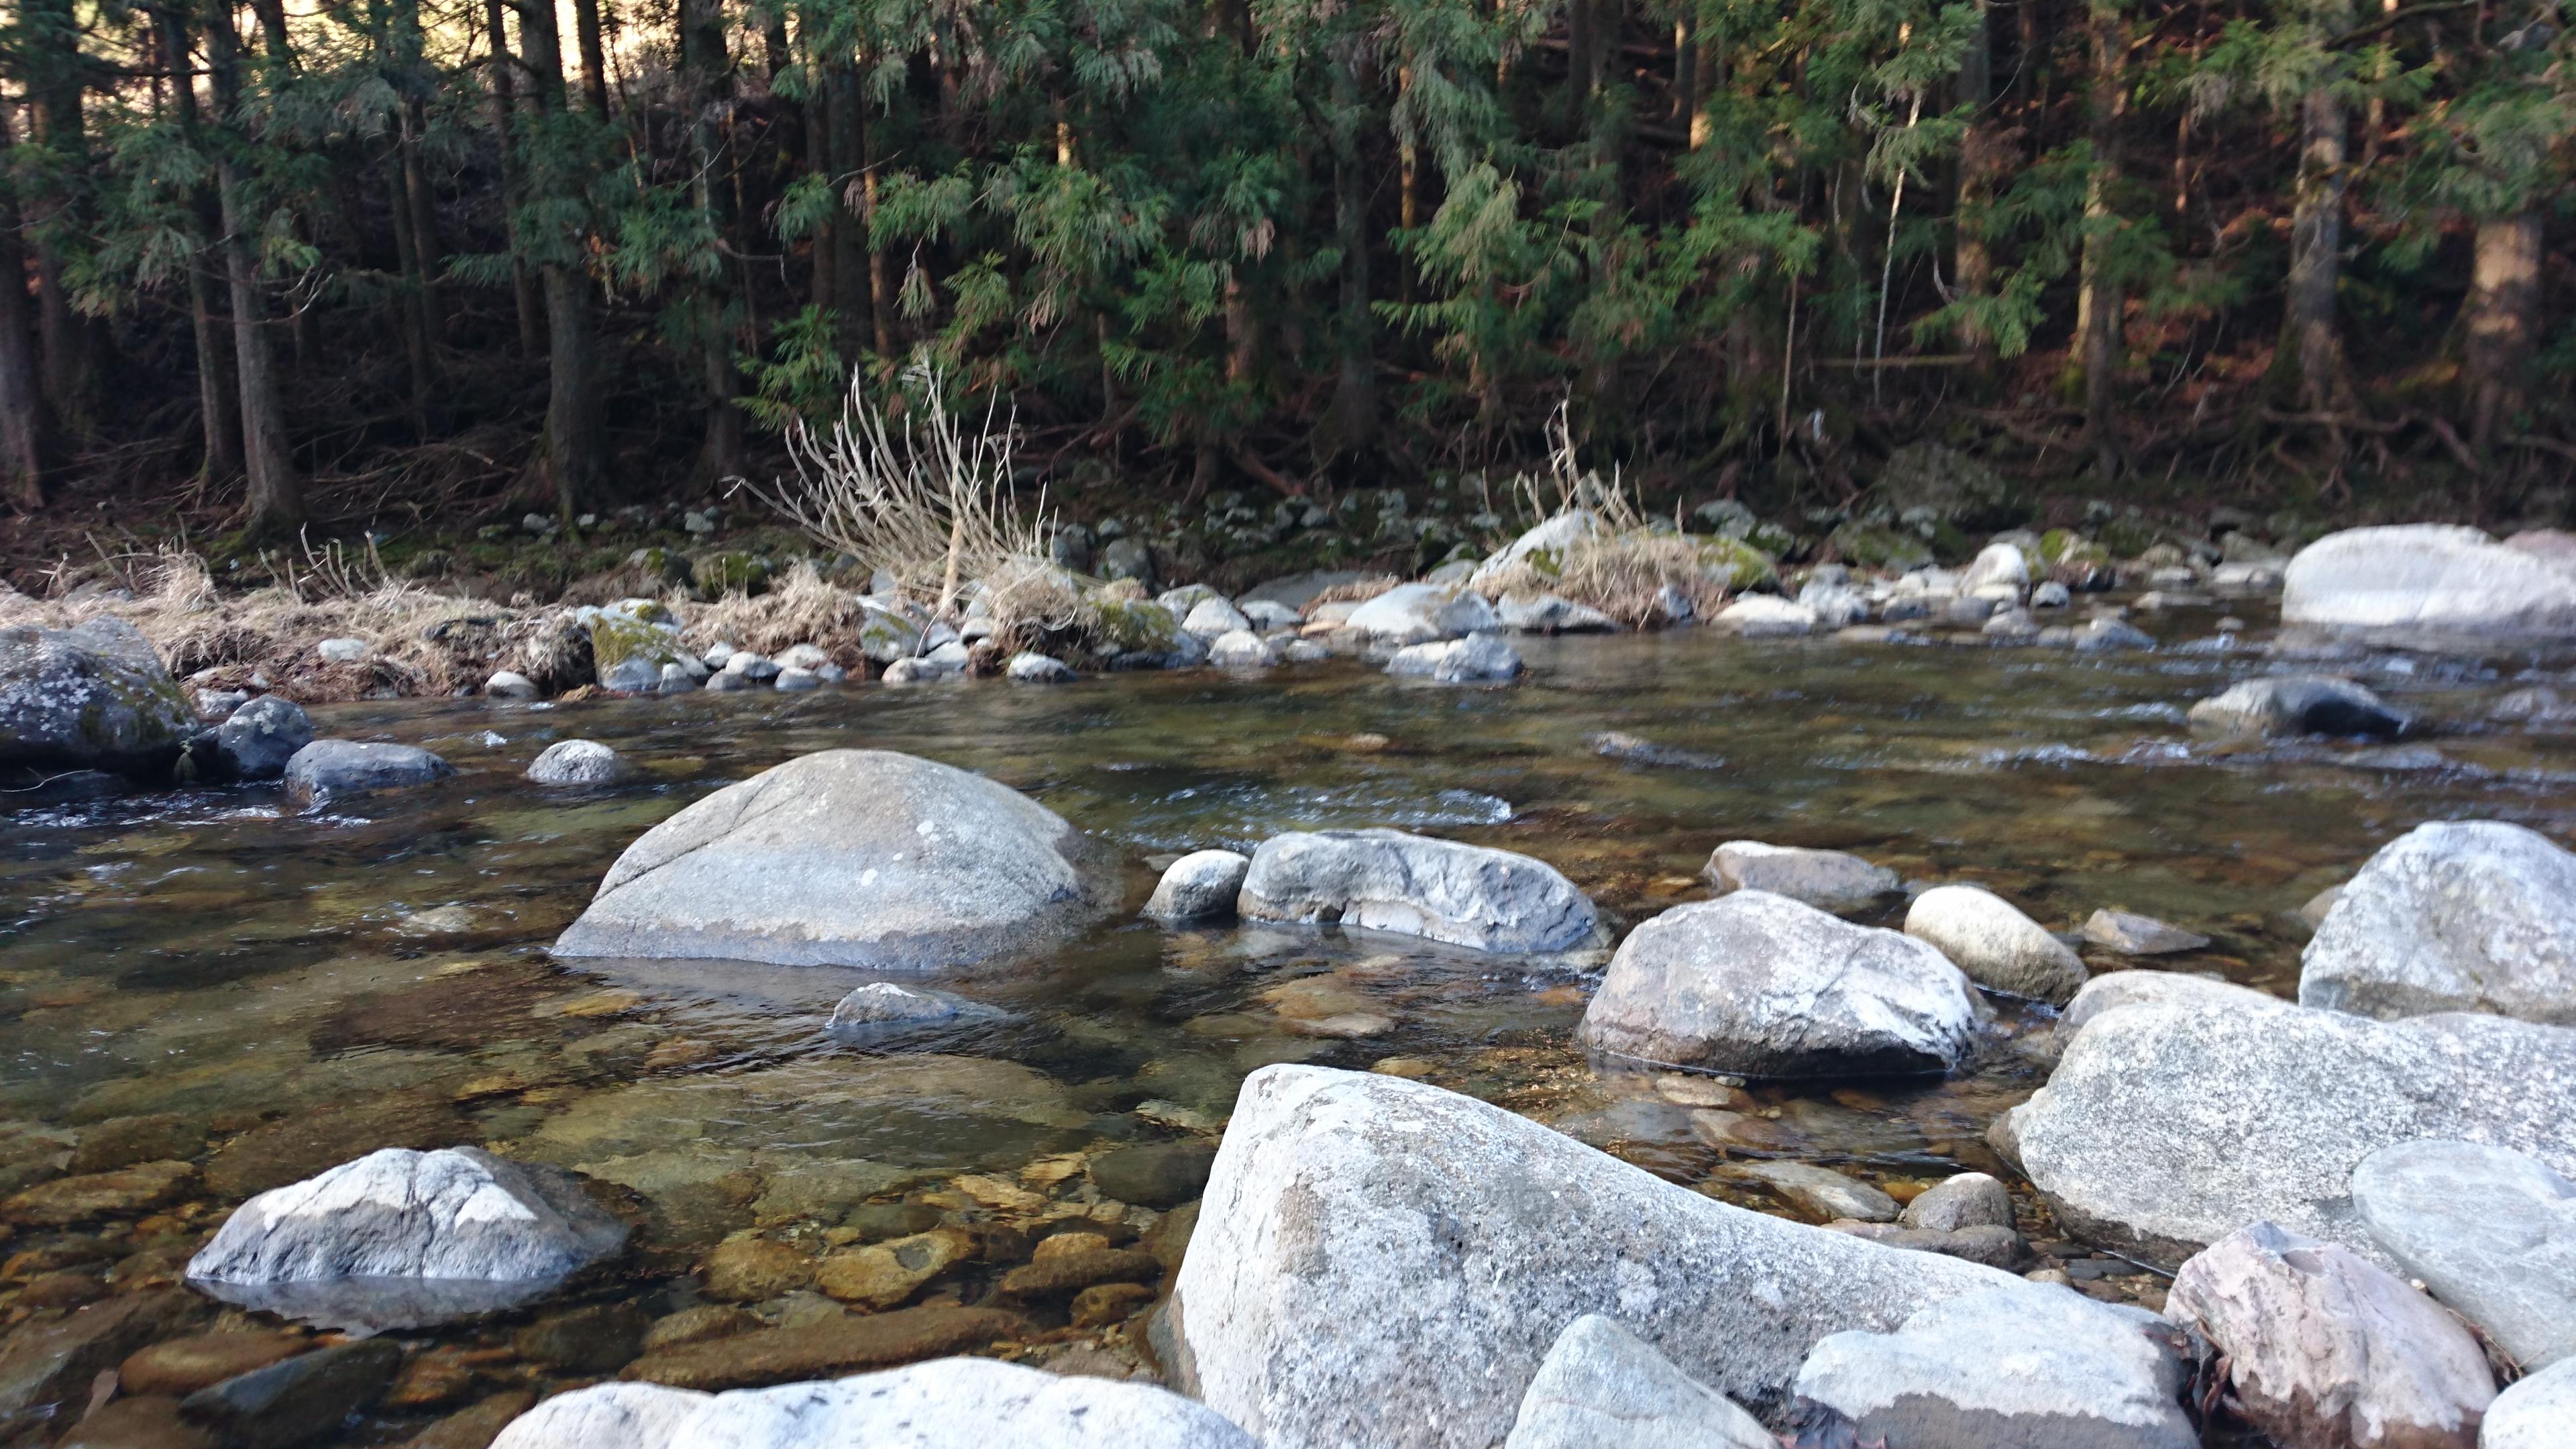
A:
402,97,444,338
1952,0,1999,347
1327,48,1373,455
828,65,871,358
154,4,245,482
805,67,837,314
2464,212,2541,455
518,0,602,513
385,153,435,430
2279,76,2347,412
484,0,543,355
2076,0,2125,478
24,0,95,427
0,104,46,509
572,0,611,115
680,0,743,480
208,4,305,535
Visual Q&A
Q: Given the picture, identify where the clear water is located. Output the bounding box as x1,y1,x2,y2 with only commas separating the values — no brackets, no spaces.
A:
6,596,2573,1439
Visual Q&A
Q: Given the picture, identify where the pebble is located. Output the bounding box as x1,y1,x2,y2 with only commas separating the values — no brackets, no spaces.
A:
700,1238,817,1303
999,1247,1163,1297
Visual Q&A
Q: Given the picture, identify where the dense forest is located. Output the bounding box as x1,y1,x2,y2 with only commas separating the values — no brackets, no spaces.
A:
0,0,2570,549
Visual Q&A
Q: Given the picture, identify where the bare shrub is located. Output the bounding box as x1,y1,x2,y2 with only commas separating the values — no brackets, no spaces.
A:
731,358,1051,616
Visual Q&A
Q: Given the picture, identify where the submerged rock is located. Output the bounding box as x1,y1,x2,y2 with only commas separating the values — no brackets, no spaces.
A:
1345,584,1498,645
187,1146,626,1332
1144,849,1251,923
2351,1139,2576,1371
1385,633,1521,683
1578,892,1978,1077
180,1338,403,1449
0,1290,200,1421
2006,1001,2576,1267
824,982,1005,1034
1904,885,2087,1004
1725,1161,1898,1223
527,739,629,786
1166,1067,2017,1448
488,1356,1252,1449
2080,909,2208,955
2188,676,2405,739
1585,731,1723,769
211,696,315,780
1702,841,1897,912
0,616,196,776
2300,820,2576,1026
1502,1315,1773,1449
2165,1220,2493,1449
1792,1285,2196,1449
553,749,1109,969
2283,524,2576,641
1237,828,1595,952
283,740,454,806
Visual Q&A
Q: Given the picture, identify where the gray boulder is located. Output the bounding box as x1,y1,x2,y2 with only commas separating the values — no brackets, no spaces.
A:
1099,537,1155,586
2080,909,2208,955
188,1146,625,1331
0,616,195,775
1165,1066,2019,1449
1344,584,1499,645
487,669,541,700
1386,633,1521,683
824,981,1006,1034
2481,1358,2576,1449
1495,592,1617,634
486,1357,1253,1449
1725,1161,1897,1223
2058,969,2288,1036
1006,652,1077,683
2283,525,2576,642
2007,1002,2576,1267
1576,892,1978,1078
2301,820,2576,1026
2188,676,2406,738
2352,1140,2576,1372
1208,630,1283,669
1902,1173,2012,1233
1237,828,1596,953
1145,849,1250,923
584,600,696,692
527,739,629,786
212,695,315,780
552,749,1110,969
284,739,453,806
1472,511,1599,587
1904,884,2088,1004
1181,596,1254,640
1702,841,1897,912
1792,1285,2196,1449
2165,1220,2493,1449
1711,596,1817,637
1502,1315,1772,1449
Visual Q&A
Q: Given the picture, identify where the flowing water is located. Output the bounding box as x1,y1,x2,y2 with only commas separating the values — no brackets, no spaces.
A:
6,595,2575,1440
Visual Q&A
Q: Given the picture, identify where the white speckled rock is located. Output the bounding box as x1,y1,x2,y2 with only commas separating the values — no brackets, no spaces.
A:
2479,1358,2576,1449
1182,596,1254,640
1960,541,2031,596
2301,820,2576,1026
551,749,1109,969
2353,1140,2576,1372
824,981,1004,1032
488,1357,1254,1449
2008,1002,2576,1267
2284,525,2576,642
1237,828,1595,953
1792,1285,2196,1449
723,652,780,682
316,637,370,663
213,695,314,780
1145,850,1250,923
1165,1067,2019,1449
1495,593,1617,634
1208,631,1283,669
2165,1221,2493,1449
1703,841,1898,911
0,616,196,775
2057,969,2288,1035
1904,884,2088,1004
1385,633,1521,683
1344,584,1499,645
527,739,629,786
1576,892,1977,1078
1711,595,1817,637
284,739,453,805
1501,1315,1773,1449
1727,1161,1898,1223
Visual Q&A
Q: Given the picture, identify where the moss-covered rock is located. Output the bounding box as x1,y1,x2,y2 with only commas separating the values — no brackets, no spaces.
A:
2041,529,2113,578
2098,515,2162,559
855,602,926,664
1827,522,1935,574
1087,594,1183,657
1694,537,1780,592
1871,443,2026,531
582,598,690,692
628,547,694,587
692,551,774,599
0,616,196,777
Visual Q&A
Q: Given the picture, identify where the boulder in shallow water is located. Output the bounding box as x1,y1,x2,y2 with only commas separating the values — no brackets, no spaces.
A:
284,739,453,806
1902,1173,2012,1233
1385,633,1521,683
823,982,1004,1034
1144,849,1250,923
2080,909,2208,955
1208,630,1283,669
2351,1139,2576,1371
1711,595,1817,637
1904,884,2087,1004
2188,675,2405,739
187,1146,625,1331
0,616,195,776
1344,583,1497,645
209,695,314,781
552,749,1108,969
1005,652,1075,683
1702,841,1897,912
1236,828,1597,953
2164,1220,2493,1449
527,739,629,786
2005,1001,2576,1267
1165,1066,2018,1449
2283,525,2576,641
1792,1285,2196,1449
2057,969,2286,1036
488,1357,1252,1449
1501,1315,1774,1449
1578,892,1977,1078
1181,596,1253,640
1495,592,1617,634
2481,1358,2576,1449
2300,820,2576,1026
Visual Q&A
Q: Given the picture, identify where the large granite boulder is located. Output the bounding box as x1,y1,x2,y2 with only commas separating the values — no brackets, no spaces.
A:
2004,1002,2576,1267
1792,1285,2196,1449
2057,969,2287,1036
0,616,195,776
2300,820,2576,1026
1236,829,1597,953
2351,1140,2576,1372
1165,1066,2017,1449
1502,1315,1772,1449
1904,884,2088,1004
2481,1358,2576,1449
1471,511,1600,588
552,750,1110,969
188,1146,626,1331
487,1357,1253,1449
1345,584,1499,645
2282,525,2576,642
1577,892,1978,1077
2165,1221,2493,1449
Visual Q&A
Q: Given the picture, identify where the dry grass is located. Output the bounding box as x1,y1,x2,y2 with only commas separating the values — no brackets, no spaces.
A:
1309,575,1405,608
679,562,884,668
